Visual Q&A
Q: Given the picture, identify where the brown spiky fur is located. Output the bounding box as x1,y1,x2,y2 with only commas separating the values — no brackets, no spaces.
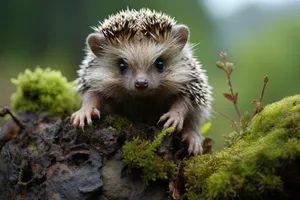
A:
72,8,213,155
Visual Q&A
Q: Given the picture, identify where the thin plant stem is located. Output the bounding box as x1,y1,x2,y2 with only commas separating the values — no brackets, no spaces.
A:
0,106,25,129
219,112,236,124
259,81,267,103
254,76,268,115
221,54,242,119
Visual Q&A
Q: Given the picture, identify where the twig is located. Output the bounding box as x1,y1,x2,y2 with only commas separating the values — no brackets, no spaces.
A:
220,53,241,118
0,106,25,129
253,76,269,115
259,76,268,103
219,112,236,124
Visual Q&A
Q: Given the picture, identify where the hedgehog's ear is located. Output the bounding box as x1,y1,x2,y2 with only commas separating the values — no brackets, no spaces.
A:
171,24,189,51
87,33,108,56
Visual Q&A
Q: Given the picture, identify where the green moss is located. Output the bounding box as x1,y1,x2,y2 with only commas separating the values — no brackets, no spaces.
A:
250,95,300,137
184,95,300,200
123,127,176,186
11,67,81,115
105,114,132,131
18,169,28,187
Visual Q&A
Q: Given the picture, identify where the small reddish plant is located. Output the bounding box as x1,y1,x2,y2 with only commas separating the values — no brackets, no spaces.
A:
216,52,269,131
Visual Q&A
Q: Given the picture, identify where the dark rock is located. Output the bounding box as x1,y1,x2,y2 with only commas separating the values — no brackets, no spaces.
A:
99,150,168,200
46,149,102,200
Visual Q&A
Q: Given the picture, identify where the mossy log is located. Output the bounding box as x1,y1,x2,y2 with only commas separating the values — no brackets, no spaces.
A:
0,96,299,200
184,95,300,200
0,109,196,200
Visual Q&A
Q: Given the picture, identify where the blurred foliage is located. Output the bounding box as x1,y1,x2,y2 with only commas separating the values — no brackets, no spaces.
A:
200,122,212,136
210,16,300,149
11,68,81,115
231,18,300,107
0,1,299,148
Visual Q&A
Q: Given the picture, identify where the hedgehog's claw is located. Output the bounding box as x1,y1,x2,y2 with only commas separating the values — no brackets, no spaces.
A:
72,114,80,128
71,106,100,129
158,111,184,133
182,131,203,156
93,107,101,119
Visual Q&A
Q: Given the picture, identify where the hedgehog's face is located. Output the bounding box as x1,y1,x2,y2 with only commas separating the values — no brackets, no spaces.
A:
87,24,190,97
111,54,166,97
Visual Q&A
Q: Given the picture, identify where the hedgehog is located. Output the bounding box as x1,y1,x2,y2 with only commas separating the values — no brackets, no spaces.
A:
71,8,213,155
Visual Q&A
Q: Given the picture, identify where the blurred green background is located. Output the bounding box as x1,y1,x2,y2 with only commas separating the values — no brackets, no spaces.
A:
1,0,299,149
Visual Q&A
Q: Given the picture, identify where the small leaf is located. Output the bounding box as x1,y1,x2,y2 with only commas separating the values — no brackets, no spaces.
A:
264,75,269,83
223,93,234,101
251,99,257,104
226,62,235,75
220,52,227,60
200,122,212,135
216,61,225,70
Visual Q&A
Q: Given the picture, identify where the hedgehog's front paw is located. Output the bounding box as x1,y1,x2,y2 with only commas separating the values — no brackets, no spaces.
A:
157,111,184,133
71,106,100,130
182,131,203,155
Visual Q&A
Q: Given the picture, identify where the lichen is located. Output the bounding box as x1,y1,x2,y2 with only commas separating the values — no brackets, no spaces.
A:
123,127,176,186
105,114,132,131
11,67,81,115
184,95,300,200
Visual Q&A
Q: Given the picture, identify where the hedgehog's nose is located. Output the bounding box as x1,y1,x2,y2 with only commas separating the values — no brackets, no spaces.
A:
135,79,148,89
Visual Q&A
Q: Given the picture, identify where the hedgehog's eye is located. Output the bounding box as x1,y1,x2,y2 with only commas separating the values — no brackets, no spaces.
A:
118,59,128,75
154,57,164,73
